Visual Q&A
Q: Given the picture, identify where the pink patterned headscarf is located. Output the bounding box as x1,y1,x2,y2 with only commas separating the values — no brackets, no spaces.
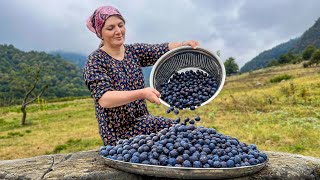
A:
86,6,124,39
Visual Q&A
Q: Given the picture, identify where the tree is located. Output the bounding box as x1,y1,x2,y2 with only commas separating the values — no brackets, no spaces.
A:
278,53,291,64
302,45,316,60
224,57,239,76
11,63,49,125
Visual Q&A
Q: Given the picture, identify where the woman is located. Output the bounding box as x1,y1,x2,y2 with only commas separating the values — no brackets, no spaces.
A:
84,5,200,146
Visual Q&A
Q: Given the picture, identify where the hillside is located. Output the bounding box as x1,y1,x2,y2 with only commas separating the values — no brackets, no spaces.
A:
0,44,89,106
241,17,320,72
240,38,299,72
142,66,152,87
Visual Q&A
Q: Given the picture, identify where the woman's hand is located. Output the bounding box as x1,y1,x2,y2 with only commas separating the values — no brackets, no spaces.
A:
168,40,200,50
142,87,161,105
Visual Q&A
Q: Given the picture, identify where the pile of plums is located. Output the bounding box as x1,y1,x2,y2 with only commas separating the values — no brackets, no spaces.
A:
100,124,267,168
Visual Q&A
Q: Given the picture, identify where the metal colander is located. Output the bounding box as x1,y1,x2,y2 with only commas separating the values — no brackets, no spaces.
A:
150,46,226,108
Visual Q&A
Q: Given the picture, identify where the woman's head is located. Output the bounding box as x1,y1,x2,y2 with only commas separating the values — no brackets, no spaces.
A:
86,6,126,47
100,15,126,47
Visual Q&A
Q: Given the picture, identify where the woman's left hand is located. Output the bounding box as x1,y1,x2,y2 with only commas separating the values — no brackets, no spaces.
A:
168,40,200,50
181,40,200,49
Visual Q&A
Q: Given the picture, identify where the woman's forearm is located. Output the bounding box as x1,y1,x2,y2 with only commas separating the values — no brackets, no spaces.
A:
99,87,161,108
168,42,183,50
98,89,144,108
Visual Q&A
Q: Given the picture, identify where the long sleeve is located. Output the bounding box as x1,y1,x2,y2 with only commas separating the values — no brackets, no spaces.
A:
83,55,114,104
130,43,170,67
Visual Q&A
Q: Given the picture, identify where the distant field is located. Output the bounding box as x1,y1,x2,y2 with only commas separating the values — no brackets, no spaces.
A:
0,64,319,160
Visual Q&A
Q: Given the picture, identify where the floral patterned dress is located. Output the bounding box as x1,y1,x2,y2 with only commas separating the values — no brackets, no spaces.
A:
83,43,173,145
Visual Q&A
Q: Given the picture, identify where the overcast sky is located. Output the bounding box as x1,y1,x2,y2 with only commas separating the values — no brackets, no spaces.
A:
0,0,319,67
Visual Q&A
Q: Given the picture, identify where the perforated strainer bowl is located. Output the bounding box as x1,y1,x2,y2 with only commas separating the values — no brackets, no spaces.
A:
150,46,226,108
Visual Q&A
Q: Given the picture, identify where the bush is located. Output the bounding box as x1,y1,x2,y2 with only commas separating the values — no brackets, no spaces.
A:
311,49,320,65
270,74,293,83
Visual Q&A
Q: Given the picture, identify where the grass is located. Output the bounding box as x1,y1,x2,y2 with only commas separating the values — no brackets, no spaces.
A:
0,63,319,160
0,99,101,159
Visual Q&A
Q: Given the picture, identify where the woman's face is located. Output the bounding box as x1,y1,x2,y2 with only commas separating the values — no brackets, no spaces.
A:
101,15,126,47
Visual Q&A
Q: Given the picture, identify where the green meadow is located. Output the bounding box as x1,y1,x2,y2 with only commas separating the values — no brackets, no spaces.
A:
1,64,319,160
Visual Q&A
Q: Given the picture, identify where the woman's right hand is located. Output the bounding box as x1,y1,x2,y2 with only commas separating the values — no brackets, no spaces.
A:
142,87,161,105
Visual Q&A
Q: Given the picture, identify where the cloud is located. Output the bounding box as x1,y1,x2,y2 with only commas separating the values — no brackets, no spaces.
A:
0,0,319,67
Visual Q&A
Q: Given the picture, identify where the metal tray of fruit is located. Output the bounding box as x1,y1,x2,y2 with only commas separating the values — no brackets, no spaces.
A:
102,156,268,179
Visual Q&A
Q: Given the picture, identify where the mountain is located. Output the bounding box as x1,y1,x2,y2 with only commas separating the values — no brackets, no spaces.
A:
51,51,153,87
51,51,87,68
241,17,320,72
240,38,299,72
0,44,89,106
291,17,320,53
